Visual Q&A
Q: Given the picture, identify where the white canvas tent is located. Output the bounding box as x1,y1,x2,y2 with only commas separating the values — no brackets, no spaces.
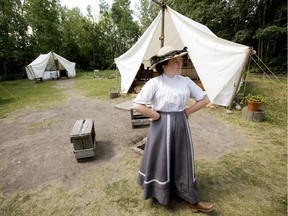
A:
25,51,76,80
115,6,252,107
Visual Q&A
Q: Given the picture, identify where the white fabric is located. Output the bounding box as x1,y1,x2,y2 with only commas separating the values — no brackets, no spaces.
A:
115,6,250,106
25,51,76,80
134,74,206,112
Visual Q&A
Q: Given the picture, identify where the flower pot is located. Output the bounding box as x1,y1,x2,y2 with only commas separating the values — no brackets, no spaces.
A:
247,100,262,111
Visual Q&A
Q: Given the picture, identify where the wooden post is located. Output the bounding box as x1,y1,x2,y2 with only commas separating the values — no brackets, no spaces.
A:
227,47,253,110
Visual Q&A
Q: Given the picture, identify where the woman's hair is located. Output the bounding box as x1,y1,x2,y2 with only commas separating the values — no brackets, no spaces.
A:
155,60,168,75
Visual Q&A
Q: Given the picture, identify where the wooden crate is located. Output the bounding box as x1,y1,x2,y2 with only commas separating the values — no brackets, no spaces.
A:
130,104,151,128
70,119,96,160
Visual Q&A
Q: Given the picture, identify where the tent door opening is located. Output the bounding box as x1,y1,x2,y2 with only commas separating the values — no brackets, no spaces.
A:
60,69,69,78
129,55,203,93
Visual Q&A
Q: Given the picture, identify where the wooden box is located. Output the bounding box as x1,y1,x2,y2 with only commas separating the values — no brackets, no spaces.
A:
70,119,96,160
130,104,151,128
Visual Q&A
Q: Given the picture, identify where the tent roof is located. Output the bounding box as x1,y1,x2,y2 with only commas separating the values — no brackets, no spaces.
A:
115,6,251,106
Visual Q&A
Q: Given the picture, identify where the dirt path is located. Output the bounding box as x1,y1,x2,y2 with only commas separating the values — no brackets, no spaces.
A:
0,79,247,196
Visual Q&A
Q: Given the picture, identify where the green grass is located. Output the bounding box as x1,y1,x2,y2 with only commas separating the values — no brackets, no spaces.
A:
0,74,286,215
0,80,67,118
201,75,287,215
74,70,122,99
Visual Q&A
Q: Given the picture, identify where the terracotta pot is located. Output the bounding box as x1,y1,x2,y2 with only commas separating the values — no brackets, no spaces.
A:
247,100,262,111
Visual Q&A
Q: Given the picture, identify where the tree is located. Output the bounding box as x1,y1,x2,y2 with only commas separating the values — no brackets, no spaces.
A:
0,0,29,79
135,0,159,33
111,0,140,56
24,0,62,53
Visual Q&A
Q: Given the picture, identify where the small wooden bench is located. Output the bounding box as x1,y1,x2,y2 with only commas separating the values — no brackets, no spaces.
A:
70,119,96,160
130,104,152,128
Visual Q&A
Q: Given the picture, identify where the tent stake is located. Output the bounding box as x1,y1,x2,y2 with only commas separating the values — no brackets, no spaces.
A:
227,47,253,110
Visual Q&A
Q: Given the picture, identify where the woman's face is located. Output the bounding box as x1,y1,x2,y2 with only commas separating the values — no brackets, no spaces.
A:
163,57,183,75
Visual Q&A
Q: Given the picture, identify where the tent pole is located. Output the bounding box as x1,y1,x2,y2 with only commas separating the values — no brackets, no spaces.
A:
227,47,253,110
160,4,166,47
51,51,59,79
152,0,166,48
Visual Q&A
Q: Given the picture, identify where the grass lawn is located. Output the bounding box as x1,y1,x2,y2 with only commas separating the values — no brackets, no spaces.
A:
0,80,67,119
73,70,122,99
0,72,286,215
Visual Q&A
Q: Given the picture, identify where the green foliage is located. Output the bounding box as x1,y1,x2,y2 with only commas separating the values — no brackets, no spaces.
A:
111,0,140,56
244,93,266,102
24,0,62,53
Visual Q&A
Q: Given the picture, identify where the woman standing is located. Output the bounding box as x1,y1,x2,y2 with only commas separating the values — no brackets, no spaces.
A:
134,46,214,213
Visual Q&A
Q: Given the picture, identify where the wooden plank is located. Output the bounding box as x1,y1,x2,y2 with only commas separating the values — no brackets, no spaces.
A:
81,119,93,136
132,119,151,126
74,148,95,159
70,120,84,138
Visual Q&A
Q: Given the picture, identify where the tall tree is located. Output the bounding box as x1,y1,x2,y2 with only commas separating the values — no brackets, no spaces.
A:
24,0,62,54
111,0,140,56
0,0,29,79
135,0,159,33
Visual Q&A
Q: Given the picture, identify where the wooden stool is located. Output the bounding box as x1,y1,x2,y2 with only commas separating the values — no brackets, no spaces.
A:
70,119,96,160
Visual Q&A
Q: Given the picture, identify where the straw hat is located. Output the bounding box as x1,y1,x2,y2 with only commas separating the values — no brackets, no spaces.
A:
149,46,188,70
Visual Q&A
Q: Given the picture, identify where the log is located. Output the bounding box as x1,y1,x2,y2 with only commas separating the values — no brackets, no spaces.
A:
242,106,265,122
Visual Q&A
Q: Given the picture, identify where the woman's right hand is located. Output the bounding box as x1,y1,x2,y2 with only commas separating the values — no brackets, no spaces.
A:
149,111,160,122
134,103,160,122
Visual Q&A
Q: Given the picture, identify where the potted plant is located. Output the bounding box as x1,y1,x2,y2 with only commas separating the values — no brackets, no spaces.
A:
245,93,266,111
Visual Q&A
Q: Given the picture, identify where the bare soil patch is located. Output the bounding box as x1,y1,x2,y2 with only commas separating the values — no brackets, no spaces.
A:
0,79,247,196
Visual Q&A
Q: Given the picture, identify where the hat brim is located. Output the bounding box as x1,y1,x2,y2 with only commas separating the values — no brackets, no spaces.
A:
149,51,189,70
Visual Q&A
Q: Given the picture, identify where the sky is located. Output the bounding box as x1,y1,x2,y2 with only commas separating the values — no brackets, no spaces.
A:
59,0,139,18
60,0,113,16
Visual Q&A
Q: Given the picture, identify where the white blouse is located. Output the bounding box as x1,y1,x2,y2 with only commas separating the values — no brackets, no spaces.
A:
134,74,207,112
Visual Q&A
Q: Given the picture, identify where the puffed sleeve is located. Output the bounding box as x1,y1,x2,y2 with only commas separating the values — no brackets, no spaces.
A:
185,77,207,101
133,78,157,105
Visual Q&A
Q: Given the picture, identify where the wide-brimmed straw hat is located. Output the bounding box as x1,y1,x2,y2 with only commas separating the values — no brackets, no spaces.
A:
149,46,188,70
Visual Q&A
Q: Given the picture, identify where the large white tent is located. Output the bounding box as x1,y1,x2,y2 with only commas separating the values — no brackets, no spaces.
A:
115,6,252,107
25,51,76,80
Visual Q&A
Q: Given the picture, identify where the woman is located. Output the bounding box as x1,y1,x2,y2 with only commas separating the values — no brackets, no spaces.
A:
134,46,214,213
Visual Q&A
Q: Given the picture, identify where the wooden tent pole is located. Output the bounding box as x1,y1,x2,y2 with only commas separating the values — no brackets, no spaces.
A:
160,4,166,47
152,0,166,48
51,51,59,79
227,47,253,110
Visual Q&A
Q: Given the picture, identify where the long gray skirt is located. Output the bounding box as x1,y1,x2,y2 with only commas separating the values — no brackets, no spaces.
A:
137,111,200,205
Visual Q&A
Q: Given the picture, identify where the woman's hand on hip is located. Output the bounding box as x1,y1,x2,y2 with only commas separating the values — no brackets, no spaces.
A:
149,111,160,122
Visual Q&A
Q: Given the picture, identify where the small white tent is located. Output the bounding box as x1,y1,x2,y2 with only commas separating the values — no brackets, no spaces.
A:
25,51,76,80
115,6,252,107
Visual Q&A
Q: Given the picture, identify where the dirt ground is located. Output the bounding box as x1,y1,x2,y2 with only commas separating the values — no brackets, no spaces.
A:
0,79,247,197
